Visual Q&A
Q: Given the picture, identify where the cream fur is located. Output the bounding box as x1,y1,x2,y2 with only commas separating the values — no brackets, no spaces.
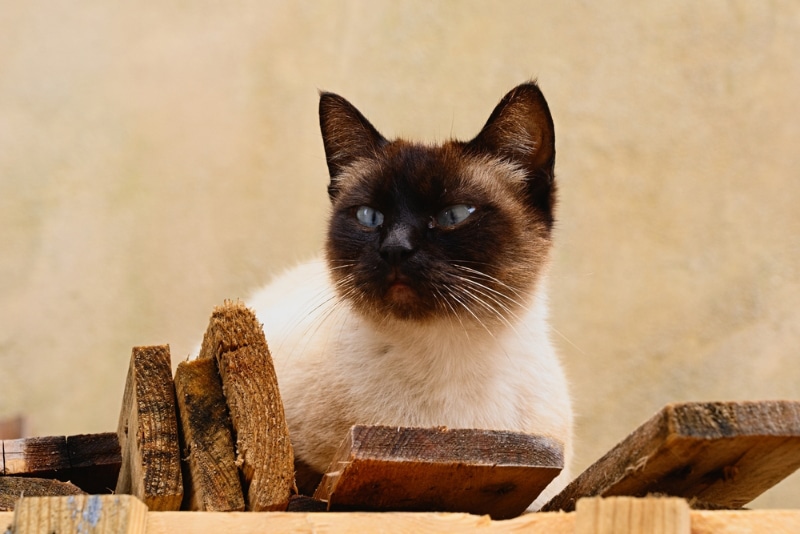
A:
247,257,573,509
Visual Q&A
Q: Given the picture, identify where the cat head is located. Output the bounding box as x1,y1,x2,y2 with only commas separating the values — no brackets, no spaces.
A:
320,82,557,328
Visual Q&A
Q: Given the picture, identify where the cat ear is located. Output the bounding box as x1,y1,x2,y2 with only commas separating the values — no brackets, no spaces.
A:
467,81,556,200
319,92,388,199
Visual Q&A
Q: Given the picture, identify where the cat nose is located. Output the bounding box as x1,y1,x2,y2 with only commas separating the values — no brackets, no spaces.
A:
380,224,416,265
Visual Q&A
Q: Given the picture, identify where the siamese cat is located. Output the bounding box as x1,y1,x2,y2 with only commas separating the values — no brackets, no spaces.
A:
247,81,573,509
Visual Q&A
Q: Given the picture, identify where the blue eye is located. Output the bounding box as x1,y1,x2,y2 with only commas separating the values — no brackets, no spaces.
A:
435,204,476,228
355,206,384,228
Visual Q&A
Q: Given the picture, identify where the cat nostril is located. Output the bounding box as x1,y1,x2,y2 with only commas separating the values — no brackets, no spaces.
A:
380,223,416,265
380,244,414,265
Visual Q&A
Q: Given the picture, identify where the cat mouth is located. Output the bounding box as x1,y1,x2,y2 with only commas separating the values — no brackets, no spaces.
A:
385,270,418,303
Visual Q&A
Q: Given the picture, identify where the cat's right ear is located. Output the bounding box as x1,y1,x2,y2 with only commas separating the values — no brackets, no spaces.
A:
319,92,388,199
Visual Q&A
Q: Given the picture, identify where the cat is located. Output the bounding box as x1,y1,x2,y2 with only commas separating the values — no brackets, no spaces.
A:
247,81,573,509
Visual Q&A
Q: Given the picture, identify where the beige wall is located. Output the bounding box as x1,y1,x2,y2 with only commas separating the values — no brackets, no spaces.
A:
1,1,798,507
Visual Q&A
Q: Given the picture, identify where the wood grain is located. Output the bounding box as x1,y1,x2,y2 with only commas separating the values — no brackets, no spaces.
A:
115,345,183,511
174,357,245,511
2,433,120,494
0,477,85,512
543,401,800,512
11,495,147,534
314,425,563,519
574,497,690,534
2,498,800,533
198,300,295,511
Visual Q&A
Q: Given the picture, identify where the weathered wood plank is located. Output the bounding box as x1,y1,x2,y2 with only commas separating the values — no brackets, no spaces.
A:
543,401,800,512
198,300,295,511
11,495,147,534
115,345,183,511
3,436,70,479
2,433,120,495
314,425,563,520
574,497,691,534
0,477,85,512
174,357,245,511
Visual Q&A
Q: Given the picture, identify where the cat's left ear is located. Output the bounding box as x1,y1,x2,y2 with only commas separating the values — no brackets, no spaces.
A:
466,82,556,215
319,92,388,199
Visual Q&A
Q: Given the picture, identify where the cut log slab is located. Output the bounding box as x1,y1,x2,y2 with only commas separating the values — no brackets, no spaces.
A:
543,401,800,512
314,425,564,520
0,477,85,512
198,300,295,511
115,345,183,511
174,357,245,511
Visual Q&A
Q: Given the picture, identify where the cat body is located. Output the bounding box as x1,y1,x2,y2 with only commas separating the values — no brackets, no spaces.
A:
247,82,573,508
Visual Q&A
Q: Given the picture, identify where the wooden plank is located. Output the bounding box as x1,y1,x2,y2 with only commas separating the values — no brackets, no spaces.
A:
140,509,576,534
0,477,85,512
543,401,800,512
174,357,245,511
198,300,295,511
67,433,122,494
115,345,183,511
313,425,563,520
11,495,147,534
1,433,120,494
2,502,800,534
3,436,70,479
574,497,690,534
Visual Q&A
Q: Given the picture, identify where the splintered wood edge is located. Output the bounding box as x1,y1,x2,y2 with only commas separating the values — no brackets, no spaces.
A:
198,301,295,511
174,358,245,512
542,401,800,512
115,345,183,511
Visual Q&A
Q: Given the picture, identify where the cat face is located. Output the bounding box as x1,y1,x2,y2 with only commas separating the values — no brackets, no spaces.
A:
320,83,557,327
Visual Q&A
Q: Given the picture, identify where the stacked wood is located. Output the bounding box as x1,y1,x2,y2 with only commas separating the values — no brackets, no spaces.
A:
543,401,800,512
174,357,244,511
115,345,183,511
314,425,564,519
196,300,295,511
0,433,120,495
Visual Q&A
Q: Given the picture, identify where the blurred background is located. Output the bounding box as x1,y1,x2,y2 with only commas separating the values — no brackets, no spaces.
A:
1,0,798,507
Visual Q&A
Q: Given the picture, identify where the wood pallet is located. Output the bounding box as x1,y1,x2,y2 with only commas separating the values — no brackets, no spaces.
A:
1,300,799,528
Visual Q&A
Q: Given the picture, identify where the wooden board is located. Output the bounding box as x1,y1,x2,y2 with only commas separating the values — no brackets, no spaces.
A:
1,433,120,494
3,496,800,534
198,300,295,511
574,497,690,534
11,494,147,534
543,401,800,512
174,357,245,511
0,477,85,512
3,436,70,479
314,425,563,520
115,345,183,511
